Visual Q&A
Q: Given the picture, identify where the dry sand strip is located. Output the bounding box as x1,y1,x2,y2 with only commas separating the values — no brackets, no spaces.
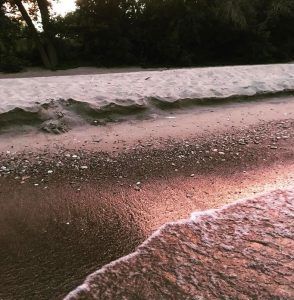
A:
65,188,294,300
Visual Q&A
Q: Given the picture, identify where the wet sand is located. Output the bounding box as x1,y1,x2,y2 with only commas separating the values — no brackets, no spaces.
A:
0,98,293,299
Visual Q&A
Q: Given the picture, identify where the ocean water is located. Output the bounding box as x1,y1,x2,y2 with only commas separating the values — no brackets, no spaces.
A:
66,188,294,299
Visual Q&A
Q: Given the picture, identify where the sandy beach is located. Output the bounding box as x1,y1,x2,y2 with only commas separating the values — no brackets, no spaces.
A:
0,89,293,299
2,0,294,296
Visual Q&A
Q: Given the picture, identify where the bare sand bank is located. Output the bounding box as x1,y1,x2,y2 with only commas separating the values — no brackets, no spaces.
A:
0,94,293,152
0,64,293,135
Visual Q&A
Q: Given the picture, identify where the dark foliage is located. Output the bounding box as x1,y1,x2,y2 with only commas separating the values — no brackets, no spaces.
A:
0,1,23,72
1,0,294,71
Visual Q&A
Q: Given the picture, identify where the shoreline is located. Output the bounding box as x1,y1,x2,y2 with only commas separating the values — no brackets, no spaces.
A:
0,113,293,299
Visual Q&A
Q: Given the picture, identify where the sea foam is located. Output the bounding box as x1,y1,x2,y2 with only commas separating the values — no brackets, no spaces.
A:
65,187,294,299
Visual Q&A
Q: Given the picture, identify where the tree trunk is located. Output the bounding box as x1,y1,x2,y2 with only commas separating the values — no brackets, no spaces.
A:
36,0,58,68
13,0,52,69
46,40,58,68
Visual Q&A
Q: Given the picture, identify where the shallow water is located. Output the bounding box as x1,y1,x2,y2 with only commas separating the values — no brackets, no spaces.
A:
66,189,294,299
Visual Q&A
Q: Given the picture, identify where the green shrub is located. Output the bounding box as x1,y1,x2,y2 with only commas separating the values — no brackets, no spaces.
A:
0,54,23,73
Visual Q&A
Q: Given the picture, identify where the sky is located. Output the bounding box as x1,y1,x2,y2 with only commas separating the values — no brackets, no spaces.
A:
52,0,77,16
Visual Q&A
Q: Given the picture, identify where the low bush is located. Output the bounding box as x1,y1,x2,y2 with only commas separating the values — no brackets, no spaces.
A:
0,54,23,73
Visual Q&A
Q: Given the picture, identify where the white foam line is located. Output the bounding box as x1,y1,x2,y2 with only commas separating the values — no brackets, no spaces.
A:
64,186,293,299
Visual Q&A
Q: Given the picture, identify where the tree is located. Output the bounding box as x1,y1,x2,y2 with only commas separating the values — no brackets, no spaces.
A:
265,0,294,60
74,0,138,65
36,0,58,67
0,0,24,71
5,0,58,69
2,0,294,70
